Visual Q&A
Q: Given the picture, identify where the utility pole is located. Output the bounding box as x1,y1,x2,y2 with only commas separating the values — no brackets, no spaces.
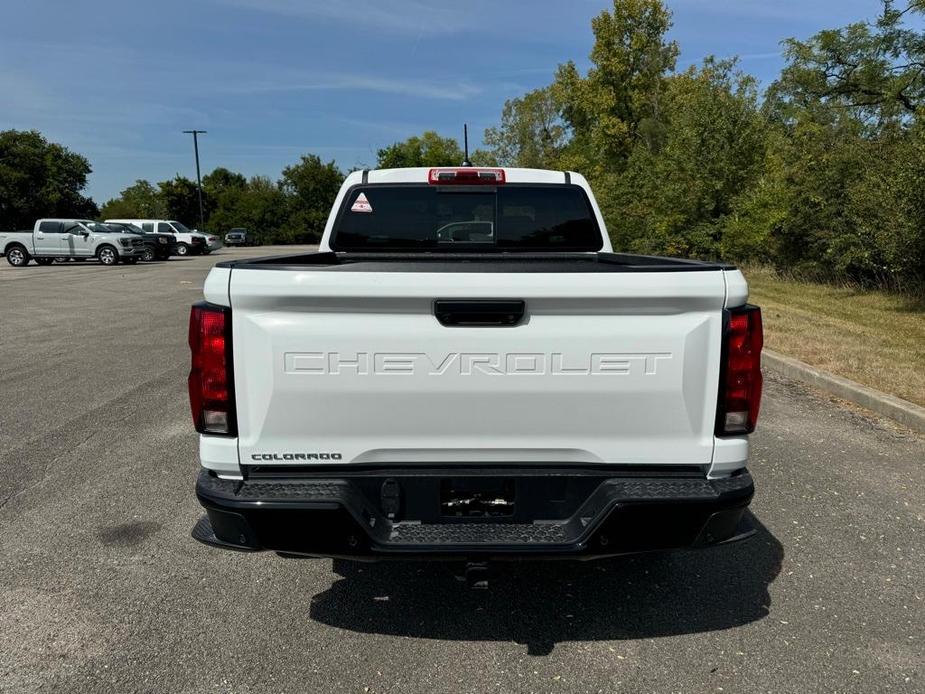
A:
182,130,207,230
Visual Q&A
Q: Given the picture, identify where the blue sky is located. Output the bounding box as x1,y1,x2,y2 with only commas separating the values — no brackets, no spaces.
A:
1,0,887,202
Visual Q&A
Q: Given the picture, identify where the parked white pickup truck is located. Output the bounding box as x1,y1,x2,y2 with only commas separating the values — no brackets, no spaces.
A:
105,218,211,256
1,219,146,266
189,167,763,565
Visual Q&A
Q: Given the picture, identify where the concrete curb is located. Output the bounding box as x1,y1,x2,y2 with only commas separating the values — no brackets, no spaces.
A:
762,349,925,434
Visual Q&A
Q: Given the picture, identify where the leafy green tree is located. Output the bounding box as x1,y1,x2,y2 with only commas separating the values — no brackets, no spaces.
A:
483,87,567,168
743,0,925,286
209,175,288,242
889,122,925,286
100,179,165,219
202,167,246,195
279,154,344,240
0,129,98,228
607,58,766,257
158,176,206,228
734,115,925,287
767,0,925,129
730,117,866,277
203,167,248,231
377,131,465,168
552,0,678,175
840,132,917,285
466,149,499,166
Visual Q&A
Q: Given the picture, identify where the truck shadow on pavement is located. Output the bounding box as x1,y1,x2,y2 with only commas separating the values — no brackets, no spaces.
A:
309,512,783,655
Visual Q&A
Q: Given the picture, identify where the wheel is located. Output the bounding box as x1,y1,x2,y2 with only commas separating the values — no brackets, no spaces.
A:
5,245,29,267
97,245,118,265
141,246,156,262
35,257,55,266
175,243,190,256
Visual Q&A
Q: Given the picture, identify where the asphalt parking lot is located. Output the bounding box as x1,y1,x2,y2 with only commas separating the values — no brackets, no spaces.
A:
1,247,923,693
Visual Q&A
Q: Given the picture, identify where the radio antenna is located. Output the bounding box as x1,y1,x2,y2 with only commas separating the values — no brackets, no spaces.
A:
462,123,472,166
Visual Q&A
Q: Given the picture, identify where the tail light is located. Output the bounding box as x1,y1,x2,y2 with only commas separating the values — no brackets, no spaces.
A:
188,302,235,435
716,305,763,435
428,168,505,184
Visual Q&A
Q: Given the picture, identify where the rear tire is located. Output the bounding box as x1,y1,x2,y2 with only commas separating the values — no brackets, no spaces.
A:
35,257,55,266
141,247,156,262
175,243,190,256
5,245,29,267
97,245,118,265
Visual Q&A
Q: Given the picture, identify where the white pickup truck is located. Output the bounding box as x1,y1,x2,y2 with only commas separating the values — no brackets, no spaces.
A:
105,219,214,256
189,167,763,565
1,219,146,266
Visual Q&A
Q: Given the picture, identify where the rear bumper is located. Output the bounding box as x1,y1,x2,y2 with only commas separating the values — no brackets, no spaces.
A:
193,466,755,560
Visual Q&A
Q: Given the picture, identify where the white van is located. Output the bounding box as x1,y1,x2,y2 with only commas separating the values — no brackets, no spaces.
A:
105,219,207,256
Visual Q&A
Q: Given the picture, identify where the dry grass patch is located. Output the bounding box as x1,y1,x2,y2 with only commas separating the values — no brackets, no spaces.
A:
743,266,925,407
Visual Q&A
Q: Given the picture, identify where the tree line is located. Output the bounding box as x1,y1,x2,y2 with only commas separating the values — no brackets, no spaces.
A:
97,155,344,244
98,131,498,243
2,0,924,288
479,0,925,290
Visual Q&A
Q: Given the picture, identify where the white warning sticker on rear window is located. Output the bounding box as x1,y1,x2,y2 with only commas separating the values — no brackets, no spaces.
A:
351,192,373,213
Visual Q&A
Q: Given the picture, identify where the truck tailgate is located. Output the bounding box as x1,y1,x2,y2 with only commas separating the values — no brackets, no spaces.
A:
230,268,727,468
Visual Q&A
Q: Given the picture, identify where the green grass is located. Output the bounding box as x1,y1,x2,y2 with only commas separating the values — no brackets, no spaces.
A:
743,266,925,407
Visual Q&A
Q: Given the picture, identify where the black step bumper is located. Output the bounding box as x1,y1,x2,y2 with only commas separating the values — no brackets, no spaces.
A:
193,466,755,560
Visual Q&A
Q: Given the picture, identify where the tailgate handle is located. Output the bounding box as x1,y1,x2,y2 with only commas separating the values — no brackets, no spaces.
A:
434,300,525,327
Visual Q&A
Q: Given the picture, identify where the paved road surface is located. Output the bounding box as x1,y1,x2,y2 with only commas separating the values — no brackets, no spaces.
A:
1,248,923,693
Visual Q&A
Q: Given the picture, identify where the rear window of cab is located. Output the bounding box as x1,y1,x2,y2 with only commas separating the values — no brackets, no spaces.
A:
331,184,603,252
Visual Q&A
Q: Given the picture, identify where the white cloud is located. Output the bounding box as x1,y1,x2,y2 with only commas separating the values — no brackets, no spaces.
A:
221,73,481,101
738,51,785,60
668,0,875,23
213,0,470,36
